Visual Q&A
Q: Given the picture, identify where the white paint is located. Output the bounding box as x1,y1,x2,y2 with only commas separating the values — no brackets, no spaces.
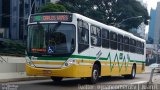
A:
131,81,148,84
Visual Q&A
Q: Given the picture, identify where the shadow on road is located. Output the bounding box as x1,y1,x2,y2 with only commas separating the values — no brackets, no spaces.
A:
35,76,140,86
2,75,146,90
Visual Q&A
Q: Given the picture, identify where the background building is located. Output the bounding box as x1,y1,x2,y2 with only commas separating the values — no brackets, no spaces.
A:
153,2,160,45
147,9,156,44
10,0,20,40
146,2,160,65
0,0,51,40
0,0,2,28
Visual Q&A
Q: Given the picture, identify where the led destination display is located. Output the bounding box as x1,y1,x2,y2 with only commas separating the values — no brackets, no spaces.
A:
30,13,72,23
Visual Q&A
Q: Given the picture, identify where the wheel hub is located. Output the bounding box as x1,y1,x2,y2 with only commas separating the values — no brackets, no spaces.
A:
132,68,136,77
93,70,98,80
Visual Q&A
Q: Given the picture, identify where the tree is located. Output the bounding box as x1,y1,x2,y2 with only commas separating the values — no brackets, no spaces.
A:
39,3,67,13
58,0,149,31
112,0,150,30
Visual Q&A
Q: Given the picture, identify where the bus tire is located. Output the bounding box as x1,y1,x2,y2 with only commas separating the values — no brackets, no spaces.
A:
124,64,136,79
88,64,99,84
51,76,63,82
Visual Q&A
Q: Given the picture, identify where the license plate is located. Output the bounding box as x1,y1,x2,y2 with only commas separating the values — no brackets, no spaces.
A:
42,70,52,75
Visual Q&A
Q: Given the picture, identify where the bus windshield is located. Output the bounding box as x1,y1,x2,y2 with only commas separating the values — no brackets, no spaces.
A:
27,24,76,55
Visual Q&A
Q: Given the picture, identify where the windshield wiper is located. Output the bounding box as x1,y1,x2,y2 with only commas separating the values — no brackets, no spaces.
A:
54,22,61,31
50,22,61,33
37,22,43,29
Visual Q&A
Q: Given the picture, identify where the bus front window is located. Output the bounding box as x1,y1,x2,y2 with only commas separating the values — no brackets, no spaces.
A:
28,24,76,55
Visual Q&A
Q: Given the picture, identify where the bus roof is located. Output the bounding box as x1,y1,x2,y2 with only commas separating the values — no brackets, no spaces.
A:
28,12,145,42
73,13,145,42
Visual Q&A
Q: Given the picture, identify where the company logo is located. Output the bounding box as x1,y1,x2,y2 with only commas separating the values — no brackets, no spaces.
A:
2,84,18,90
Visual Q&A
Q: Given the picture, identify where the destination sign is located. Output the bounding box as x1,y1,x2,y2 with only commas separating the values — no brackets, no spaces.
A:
30,13,72,23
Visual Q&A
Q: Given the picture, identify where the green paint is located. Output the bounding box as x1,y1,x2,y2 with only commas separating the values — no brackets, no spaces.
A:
37,57,69,61
106,53,112,71
30,55,108,61
71,55,96,59
34,16,42,21
125,56,128,71
119,56,128,72
70,55,108,60
27,53,145,64
110,53,120,72
27,52,145,74
119,53,123,60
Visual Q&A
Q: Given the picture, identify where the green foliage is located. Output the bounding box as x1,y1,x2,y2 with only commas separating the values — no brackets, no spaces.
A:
112,0,150,30
58,0,149,31
0,39,26,56
39,3,67,13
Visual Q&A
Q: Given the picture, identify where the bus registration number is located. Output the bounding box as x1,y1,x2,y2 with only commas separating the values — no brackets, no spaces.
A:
42,70,52,75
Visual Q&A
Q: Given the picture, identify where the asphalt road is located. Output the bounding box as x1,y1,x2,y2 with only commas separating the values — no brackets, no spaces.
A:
0,73,159,90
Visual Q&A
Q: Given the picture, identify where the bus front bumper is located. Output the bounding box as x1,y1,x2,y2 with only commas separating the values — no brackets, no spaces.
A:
25,64,92,78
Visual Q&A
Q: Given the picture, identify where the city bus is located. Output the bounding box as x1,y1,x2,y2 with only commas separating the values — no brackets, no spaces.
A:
25,12,145,84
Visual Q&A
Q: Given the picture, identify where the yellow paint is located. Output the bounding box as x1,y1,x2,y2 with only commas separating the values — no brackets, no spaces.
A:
101,66,111,76
136,65,144,74
26,59,144,78
26,64,92,78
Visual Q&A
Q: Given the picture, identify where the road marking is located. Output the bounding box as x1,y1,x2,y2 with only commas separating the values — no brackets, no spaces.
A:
131,81,148,84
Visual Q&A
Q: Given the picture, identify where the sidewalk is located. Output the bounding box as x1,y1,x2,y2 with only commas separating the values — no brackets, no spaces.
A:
144,66,160,84
0,76,49,83
144,66,152,73
0,56,49,83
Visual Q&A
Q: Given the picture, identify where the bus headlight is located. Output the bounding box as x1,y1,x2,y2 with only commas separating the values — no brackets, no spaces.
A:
25,56,35,67
62,59,77,67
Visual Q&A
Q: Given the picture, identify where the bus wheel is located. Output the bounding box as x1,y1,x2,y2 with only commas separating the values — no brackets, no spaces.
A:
88,64,99,84
51,76,63,82
124,65,136,79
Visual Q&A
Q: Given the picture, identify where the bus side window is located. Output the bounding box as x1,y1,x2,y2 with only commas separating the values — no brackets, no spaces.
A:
118,34,123,51
140,42,144,55
91,25,101,46
78,19,89,53
136,41,141,54
142,42,144,55
102,29,109,48
110,31,117,50
123,36,129,52
130,38,136,53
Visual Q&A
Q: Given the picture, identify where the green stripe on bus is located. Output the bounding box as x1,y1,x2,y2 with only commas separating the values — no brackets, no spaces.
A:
37,57,69,60
99,57,108,60
33,55,144,63
70,55,96,59
36,55,108,61
70,55,108,60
